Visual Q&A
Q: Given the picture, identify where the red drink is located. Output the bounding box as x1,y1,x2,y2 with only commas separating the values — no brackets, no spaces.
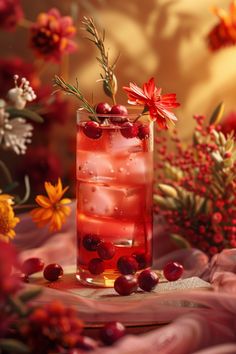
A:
76,111,153,287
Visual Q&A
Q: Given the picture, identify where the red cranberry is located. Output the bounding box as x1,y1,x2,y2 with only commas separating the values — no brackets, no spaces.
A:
138,124,150,140
114,275,138,296
120,122,138,138
97,241,115,260
138,269,159,292
95,102,111,114
110,105,128,125
43,263,63,282
100,321,126,345
132,252,150,270
88,258,104,275
110,105,128,115
22,257,45,276
163,261,184,281
83,121,102,139
117,256,138,275
82,234,101,251
75,336,98,351
95,102,111,123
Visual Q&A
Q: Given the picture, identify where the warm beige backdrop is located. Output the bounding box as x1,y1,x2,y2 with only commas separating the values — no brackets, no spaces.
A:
1,0,236,141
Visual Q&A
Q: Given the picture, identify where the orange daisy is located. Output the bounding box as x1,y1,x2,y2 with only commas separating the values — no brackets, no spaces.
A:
0,195,19,242
31,178,71,232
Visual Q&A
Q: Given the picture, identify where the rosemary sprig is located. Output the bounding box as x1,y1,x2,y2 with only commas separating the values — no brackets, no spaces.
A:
82,16,118,104
53,75,98,121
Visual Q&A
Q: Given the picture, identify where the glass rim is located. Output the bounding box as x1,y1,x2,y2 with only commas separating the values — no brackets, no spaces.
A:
76,107,148,122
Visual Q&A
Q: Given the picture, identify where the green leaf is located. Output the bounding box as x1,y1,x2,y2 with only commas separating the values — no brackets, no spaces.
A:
0,339,30,353
209,102,224,125
6,107,44,123
7,296,27,316
2,181,19,193
170,234,191,249
19,287,42,302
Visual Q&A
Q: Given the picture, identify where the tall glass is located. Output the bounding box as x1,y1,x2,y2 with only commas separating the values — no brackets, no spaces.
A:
76,109,153,287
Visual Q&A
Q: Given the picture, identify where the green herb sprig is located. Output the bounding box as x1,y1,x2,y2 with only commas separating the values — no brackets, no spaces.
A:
53,75,99,122
82,16,118,104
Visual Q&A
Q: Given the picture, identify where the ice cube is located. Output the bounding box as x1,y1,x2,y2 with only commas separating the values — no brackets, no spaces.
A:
77,151,115,182
106,129,142,153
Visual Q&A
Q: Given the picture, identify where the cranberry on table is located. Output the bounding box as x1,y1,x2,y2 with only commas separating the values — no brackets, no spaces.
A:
114,275,138,296
163,261,184,281
132,252,150,270
138,269,159,292
83,121,102,139
100,321,126,345
138,124,150,140
120,122,139,139
43,263,63,282
117,256,138,275
88,258,104,275
22,257,45,276
95,102,111,114
97,241,115,260
82,234,101,251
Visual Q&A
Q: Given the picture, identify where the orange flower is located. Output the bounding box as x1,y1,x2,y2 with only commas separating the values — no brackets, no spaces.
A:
0,195,19,242
31,178,71,232
123,77,180,129
208,1,236,51
30,8,77,62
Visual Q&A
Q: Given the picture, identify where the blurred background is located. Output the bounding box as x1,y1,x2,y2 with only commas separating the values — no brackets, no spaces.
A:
0,0,236,197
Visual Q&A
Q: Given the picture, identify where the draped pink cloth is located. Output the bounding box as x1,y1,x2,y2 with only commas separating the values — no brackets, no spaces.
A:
14,204,236,354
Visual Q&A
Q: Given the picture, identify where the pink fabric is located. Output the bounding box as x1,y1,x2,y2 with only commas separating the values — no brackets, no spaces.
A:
14,205,236,354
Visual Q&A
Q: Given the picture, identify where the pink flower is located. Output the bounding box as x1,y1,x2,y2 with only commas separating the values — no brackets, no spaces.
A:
30,8,77,62
123,77,180,129
0,0,23,31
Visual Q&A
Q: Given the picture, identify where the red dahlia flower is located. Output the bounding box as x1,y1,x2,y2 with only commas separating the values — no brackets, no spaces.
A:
0,0,23,31
208,1,236,51
30,8,77,62
123,77,180,129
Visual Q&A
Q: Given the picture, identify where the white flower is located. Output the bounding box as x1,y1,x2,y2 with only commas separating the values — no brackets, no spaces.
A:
8,75,37,109
0,103,33,155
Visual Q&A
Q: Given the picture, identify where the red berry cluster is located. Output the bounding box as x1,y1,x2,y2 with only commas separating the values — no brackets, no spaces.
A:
155,114,236,257
21,257,63,282
82,102,150,140
114,260,183,296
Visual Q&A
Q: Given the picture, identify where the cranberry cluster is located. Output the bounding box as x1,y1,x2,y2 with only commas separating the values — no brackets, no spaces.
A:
82,102,150,140
114,260,183,296
21,257,63,282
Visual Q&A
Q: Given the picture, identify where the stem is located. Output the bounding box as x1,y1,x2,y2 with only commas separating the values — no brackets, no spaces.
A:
14,204,36,210
112,94,116,105
18,18,33,29
0,160,13,184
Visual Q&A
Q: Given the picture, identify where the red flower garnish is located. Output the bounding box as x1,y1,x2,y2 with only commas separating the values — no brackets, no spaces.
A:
30,8,77,62
220,111,236,136
123,78,180,129
208,1,236,51
0,0,23,31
